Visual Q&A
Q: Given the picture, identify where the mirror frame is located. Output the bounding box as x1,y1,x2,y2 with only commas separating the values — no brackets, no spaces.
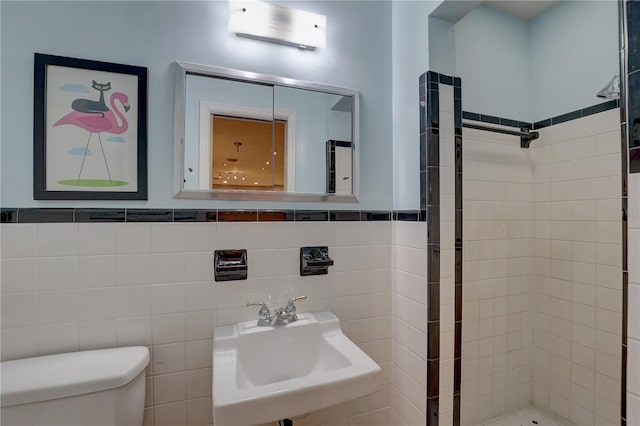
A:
173,61,360,202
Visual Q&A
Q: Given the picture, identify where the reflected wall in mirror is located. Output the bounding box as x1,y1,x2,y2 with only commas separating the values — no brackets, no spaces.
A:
174,62,359,201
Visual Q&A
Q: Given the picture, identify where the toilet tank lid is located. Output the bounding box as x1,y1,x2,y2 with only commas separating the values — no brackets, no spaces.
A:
0,346,150,407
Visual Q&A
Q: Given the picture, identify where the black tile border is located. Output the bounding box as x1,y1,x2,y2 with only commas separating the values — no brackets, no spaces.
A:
329,210,361,221
421,70,444,426
0,207,430,224
1,208,18,223
461,111,530,129
75,208,126,222
421,70,463,426
294,210,329,222
362,211,392,221
257,210,296,222
17,208,74,223
462,99,620,132
533,99,620,129
453,77,463,426
126,209,173,222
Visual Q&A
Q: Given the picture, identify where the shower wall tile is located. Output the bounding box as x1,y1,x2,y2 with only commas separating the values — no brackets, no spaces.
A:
531,109,622,426
461,124,534,425
0,221,393,426
629,157,640,425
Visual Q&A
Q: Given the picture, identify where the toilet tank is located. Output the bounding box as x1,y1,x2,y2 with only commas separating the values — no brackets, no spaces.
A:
0,346,149,426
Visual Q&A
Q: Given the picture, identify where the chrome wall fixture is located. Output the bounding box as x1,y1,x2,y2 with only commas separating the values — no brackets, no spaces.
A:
228,0,327,50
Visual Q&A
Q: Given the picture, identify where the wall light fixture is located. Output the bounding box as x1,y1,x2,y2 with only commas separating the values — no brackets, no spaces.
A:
228,0,326,50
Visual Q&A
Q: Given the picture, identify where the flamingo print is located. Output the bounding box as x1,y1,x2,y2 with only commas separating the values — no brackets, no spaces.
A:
54,92,130,183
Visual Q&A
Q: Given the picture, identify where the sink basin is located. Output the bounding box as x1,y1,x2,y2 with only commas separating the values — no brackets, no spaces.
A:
212,311,382,425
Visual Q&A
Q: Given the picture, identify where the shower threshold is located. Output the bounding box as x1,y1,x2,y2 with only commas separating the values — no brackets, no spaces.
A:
478,405,576,426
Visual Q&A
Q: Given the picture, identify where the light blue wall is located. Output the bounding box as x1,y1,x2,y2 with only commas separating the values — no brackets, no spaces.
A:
0,1,392,209
428,16,456,77
392,0,442,210
529,0,619,122
448,1,618,123
454,5,532,122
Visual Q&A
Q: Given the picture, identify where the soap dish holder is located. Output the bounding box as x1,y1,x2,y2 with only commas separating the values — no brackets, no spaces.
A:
300,246,334,276
214,249,248,281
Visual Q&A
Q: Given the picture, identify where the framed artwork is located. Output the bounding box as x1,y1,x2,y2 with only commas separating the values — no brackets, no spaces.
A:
34,53,148,199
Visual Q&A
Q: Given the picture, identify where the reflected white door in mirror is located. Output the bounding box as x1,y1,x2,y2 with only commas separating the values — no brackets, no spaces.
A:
173,62,359,202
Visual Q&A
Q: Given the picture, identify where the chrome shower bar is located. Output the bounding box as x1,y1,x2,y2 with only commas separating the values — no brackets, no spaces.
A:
462,121,539,148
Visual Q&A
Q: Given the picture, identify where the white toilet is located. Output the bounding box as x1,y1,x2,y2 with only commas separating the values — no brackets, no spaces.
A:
0,346,150,426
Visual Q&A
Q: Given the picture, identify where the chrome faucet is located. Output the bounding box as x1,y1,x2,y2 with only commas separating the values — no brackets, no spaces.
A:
245,302,272,326
246,296,307,326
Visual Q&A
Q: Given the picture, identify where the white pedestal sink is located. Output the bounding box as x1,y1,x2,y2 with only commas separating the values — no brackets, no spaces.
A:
212,311,382,426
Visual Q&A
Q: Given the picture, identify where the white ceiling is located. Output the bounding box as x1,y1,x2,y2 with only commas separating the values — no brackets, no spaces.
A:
483,0,560,20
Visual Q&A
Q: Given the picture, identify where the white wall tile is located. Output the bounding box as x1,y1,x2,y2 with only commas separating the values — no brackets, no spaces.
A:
78,223,115,255
628,393,640,426
1,224,37,258
184,223,216,253
154,371,186,405
38,322,78,355
186,310,215,341
629,174,640,230
153,401,187,426
37,257,77,291
184,282,216,312
152,224,185,253
186,339,212,370
152,283,185,315
78,319,116,350
38,224,77,257
629,339,640,396
595,154,620,178
115,223,151,254
1,292,37,328
78,288,115,321
117,316,152,346
630,229,640,284
152,313,186,345
153,343,186,375
38,290,77,324
628,168,639,426
186,368,212,399
151,253,185,285
1,326,38,361
630,284,640,341
117,285,151,317
116,254,151,286
1,258,37,294
78,255,115,288
187,396,213,426
2,220,392,426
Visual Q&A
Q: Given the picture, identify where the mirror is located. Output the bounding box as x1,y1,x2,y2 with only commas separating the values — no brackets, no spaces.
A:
173,62,359,201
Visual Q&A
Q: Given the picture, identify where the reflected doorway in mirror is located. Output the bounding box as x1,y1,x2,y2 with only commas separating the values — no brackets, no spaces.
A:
210,115,287,191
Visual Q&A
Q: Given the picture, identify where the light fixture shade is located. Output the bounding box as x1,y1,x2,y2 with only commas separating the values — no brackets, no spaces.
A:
228,0,326,50
596,74,620,99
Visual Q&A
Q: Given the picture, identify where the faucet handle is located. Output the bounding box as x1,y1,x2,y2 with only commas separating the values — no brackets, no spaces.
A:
285,295,307,313
246,302,270,319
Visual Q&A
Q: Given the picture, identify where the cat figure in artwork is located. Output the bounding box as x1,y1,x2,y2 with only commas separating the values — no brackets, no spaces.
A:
71,81,111,117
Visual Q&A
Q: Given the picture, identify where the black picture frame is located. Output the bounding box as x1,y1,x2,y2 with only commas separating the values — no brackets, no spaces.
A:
34,53,148,200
